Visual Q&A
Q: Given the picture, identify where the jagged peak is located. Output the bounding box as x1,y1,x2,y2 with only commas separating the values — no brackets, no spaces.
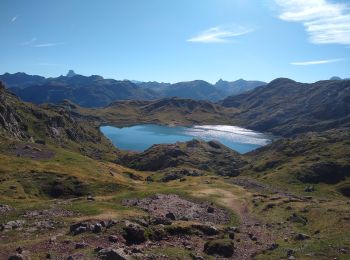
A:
66,70,77,77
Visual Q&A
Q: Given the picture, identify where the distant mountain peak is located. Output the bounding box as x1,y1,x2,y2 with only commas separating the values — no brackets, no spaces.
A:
66,70,77,77
330,76,342,81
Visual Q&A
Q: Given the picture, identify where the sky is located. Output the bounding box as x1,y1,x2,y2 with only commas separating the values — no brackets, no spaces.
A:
1,0,349,83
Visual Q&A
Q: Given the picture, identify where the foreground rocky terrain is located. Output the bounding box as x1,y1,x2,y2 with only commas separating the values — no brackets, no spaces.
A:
0,79,350,259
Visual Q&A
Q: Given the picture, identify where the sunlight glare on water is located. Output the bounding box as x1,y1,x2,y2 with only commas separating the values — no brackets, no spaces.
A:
100,124,271,154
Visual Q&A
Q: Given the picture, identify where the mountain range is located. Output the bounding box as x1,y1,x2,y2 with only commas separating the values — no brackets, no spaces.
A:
0,71,266,107
222,78,350,136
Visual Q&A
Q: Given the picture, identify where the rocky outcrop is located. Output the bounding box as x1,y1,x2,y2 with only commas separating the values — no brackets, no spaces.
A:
0,82,29,139
117,139,246,177
204,239,234,257
122,221,146,244
0,82,115,158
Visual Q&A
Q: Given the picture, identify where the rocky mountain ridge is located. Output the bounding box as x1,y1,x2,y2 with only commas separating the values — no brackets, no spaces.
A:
223,78,350,136
1,72,266,107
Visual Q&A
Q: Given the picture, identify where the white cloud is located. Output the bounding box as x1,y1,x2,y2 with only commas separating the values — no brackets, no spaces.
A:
34,42,65,47
275,0,350,45
187,25,254,43
20,37,37,46
11,16,18,22
291,58,343,65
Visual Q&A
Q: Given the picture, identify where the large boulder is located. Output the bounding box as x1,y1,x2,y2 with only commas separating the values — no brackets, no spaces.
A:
122,222,146,244
204,239,234,257
98,248,130,260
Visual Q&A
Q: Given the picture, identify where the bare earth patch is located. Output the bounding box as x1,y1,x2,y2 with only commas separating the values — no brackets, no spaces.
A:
122,193,230,224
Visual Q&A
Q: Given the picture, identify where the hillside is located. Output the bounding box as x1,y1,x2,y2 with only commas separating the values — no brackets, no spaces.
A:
215,79,266,96
79,97,237,126
222,78,350,136
245,128,350,193
160,80,225,101
0,82,115,159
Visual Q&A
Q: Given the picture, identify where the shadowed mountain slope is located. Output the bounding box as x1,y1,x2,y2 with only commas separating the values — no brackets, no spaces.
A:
0,81,115,158
222,78,350,136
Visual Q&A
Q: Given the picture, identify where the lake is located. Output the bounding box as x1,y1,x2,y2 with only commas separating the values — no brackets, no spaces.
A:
100,124,271,154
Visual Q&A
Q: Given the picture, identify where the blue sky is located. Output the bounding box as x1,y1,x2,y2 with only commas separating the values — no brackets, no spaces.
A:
1,0,349,83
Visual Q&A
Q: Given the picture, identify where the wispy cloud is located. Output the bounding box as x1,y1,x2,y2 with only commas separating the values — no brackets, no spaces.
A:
34,42,65,48
11,16,18,22
187,25,254,43
275,0,350,45
20,37,37,46
291,58,343,65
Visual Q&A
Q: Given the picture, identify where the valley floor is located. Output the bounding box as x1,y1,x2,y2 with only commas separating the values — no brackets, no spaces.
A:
0,143,349,260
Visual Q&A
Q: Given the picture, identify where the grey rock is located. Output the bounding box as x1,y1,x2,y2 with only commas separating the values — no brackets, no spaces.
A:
123,222,146,244
98,248,130,260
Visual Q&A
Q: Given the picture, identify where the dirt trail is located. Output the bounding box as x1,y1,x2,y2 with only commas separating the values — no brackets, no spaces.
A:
195,187,276,259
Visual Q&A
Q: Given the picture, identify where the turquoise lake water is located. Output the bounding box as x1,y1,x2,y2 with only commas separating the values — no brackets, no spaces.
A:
100,124,271,154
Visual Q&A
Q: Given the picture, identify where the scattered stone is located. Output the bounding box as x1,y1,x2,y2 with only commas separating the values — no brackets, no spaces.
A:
93,223,103,233
268,243,279,251
204,239,234,257
304,185,315,192
98,248,130,260
192,224,219,236
287,249,295,256
263,203,275,211
49,236,56,243
287,213,308,225
207,206,215,213
106,220,118,228
1,220,26,230
75,242,88,249
340,248,348,254
0,204,12,214
227,226,240,233
228,232,235,239
249,234,257,241
70,222,90,235
151,217,172,225
165,212,176,220
8,254,26,260
108,235,118,243
16,247,23,254
190,253,204,260
294,233,310,240
146,176,154,182
87,195,95,201
94,247,103,253
35,139,46,145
